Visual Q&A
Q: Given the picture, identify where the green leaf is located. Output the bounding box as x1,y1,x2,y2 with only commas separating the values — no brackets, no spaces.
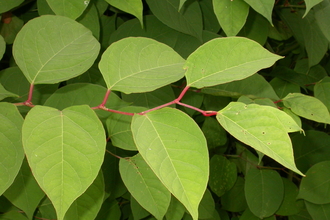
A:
245,169,284,218
279,9,328,67
270,77,301,99
201,74,279,100
184,37,282,89
3,159,45,220
240,208,276,220
298,161,330,204
99,37,185,93
64,171,105,220
121,85,176,109
315,1,330,42
283,93,330,124
276,178,304,216
0,15,24,44
0,211,29,220
165,196,186,220
221,176,247,212
131,108,209,220
213,0,249,36
0,0,24,13
201,117,227,149
13,15,100,84
216,102,304,176
77,3,100,40
292,130,330,173
198,189,215,219
0,83,18,101
145,0,203,41
131,196,150,220
243,0,274,25
106,106,147,151
120,154,171,220
199,0,221,33
46,0,89,19
314,77,330,111
106,0,143,27
95,198,121,220
22,105,106,220
305,201,330,219
44,83,128,123
303,0,323,17
0,103,24,195
0,35,5,60
209,155,237,197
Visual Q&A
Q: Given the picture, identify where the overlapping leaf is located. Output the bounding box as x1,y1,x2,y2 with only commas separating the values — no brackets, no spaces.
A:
106,0,143,27
46,0,89,19
22,105,106,220
217,102,304,176
0,35,5,60
145,0,203,41
0,103,24,195
201,73,279,100
304,0,323,17
184,37,282,88
99,37,185,94
245,169,284,218
213,0,249,36
298,161,330,204
0,83,18,101
120,154,171,220
131,107,209,220
13,15,100,84
283,93,330,124
64,171,105,220
243,0,274,25
0,0,24,13
3,159,45,219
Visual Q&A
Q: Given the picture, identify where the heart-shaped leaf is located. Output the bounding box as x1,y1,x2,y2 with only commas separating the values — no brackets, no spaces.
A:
22,105,106,220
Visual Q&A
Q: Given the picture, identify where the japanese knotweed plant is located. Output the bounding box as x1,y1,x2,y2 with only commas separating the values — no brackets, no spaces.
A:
1,0,330,220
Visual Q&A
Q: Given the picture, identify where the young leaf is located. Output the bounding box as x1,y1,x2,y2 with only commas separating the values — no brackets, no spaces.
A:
297,161,330,204
13,15,100,84
106,0,143,27
245,169,284,218
145,0,203,41
46,0,89,19
64,171,105,220
243,0,274,25
119,153,171,220
131,108,209,220
3,159,45,220
213,0,249,36
0,0,24,13
22,105,106,220
282,93,330,124
216,102,304,176
0,103,24,195
99,37,185,94
184,37,282,89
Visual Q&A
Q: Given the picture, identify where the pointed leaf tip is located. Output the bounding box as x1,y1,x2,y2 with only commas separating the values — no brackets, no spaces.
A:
131,108,209,220
216,102,304,176
184,37,282,89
